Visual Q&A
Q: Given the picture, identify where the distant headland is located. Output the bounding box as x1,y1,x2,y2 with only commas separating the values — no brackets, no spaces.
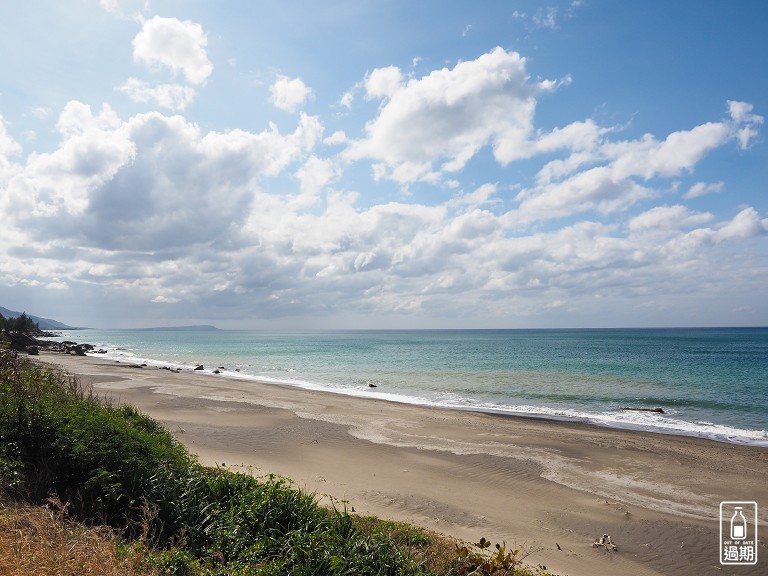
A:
1,306,221,332
0,306,85,331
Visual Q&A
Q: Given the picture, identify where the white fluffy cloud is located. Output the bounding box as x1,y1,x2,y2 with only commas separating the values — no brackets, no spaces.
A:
132,16,213,85
2,102,322,255
728,100,763,148
270,75,313,113
628,205,714,236
340,91,354,109
510,103,761,225
684,181,724,199
364,66,403,99
323,130,347,145
3,102,135,218
344,47,558,183
295,155,339,198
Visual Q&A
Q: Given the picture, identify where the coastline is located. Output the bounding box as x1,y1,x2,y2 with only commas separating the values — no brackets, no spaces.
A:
39,350,768,576
46,327,768,447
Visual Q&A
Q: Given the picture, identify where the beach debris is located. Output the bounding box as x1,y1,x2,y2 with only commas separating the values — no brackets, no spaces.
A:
369,383,378,387
622,406,665,414
593,534,618,551
194,364,204,370
556,542,562,551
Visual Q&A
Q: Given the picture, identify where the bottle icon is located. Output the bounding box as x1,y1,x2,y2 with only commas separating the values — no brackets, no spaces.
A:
731,507,747,540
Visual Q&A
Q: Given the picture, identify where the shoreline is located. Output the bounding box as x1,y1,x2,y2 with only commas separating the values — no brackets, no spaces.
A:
38,350,768,576
53,339,768,448
78,351,768,449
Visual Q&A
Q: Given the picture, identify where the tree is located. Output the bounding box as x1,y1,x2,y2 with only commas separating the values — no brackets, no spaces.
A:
4,312,39,334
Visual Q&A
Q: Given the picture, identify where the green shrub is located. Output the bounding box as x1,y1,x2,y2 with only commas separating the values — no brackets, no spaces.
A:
144,548,201,576
0,352,195,543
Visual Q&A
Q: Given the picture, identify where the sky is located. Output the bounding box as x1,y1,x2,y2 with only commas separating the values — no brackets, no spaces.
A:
0,0,766,329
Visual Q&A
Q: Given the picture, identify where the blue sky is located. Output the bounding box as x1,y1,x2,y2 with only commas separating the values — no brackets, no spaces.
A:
0,0,766,329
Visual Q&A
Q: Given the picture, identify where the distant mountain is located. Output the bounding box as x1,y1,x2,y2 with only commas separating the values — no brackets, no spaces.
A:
0,306,82,330
132,325,221,331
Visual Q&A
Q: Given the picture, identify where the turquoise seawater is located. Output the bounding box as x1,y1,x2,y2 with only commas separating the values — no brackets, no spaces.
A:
51,328,768,445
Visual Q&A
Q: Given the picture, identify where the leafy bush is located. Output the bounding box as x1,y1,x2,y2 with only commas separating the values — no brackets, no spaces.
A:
0,352,194,544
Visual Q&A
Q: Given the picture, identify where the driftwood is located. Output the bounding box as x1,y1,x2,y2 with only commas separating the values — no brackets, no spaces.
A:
593,534,618,551
622,406,665,414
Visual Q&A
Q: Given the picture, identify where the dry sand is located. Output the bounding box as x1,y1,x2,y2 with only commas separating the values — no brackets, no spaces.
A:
39,351,768,576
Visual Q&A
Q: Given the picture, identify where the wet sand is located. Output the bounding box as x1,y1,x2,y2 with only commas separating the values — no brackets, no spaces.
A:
39,351,768,576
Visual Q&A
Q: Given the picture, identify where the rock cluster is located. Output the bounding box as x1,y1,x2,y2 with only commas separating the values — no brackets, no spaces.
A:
4,334,98,357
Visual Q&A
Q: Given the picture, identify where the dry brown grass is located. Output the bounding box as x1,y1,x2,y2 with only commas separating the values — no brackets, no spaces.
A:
0,498,157,576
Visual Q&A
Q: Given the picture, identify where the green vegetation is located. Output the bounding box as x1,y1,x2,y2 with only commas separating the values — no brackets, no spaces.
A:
0,351,551,575
0,311,40,336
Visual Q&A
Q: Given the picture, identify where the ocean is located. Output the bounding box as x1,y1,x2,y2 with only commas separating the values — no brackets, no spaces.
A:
49,327,768,446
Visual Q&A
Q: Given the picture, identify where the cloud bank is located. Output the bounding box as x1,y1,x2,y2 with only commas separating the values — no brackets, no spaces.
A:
0,36,765,327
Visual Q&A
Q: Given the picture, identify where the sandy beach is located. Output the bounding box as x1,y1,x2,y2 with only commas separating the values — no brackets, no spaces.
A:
38,350,768,576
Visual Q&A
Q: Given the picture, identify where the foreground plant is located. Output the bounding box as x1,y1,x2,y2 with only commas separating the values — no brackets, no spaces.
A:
454,537,551,576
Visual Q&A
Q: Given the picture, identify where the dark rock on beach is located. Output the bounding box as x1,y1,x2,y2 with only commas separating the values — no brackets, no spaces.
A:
8,332,38,352
622,407,665,414
19,337,101,358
